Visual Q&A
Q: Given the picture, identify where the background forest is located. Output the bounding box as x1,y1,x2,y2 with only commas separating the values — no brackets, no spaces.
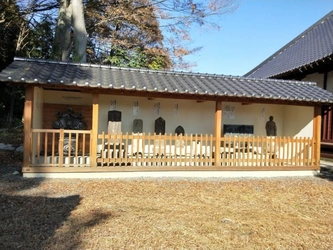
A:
0,0,237,128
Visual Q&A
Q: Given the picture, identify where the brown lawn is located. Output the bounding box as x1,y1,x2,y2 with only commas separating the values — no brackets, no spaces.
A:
1,154,333,250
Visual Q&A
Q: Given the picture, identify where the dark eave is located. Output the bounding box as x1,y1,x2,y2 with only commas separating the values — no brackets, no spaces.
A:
273,55,333,80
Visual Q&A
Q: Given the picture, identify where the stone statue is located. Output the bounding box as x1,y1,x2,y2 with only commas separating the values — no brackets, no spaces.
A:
265,116,277,136
52,108,87,130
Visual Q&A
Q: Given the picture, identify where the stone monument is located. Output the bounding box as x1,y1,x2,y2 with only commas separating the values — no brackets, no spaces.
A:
133,119,143,133
154,117,165,135
108,110,122,134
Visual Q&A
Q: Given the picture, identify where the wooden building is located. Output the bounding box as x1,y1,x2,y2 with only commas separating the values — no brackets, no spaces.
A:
1,57,333,178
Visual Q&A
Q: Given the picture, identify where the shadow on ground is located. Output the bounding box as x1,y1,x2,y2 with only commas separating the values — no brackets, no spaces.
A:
0,151,112,249
316,166,333,181
0,194,82,249
0,157,82,249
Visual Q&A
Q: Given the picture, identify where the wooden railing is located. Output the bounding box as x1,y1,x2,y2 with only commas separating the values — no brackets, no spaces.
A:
97,133,316,170
29,130,317,170
31,129,91,167
97,132,214,168
218,135,315,168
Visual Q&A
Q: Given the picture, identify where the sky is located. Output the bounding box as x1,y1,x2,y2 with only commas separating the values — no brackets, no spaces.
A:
186,0,333,76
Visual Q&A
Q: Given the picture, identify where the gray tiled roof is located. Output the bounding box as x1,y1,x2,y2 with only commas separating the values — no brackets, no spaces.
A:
245,10,333,78
1,57,333,105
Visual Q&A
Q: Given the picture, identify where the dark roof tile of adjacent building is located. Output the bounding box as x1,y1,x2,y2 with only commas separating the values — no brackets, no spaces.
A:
1,57,333,105
244,10,333,78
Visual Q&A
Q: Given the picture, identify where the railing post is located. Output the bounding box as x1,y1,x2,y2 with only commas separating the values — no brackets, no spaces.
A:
313,106,322,168
91,93,99,167
59,129,64,167
23,86,33,169
214,101,222,166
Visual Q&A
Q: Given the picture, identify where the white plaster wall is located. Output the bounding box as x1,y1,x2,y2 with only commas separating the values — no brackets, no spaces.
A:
38,90,314,137
299,72,333,93
98,98,313,137
222,103,284,136
282,105,313,137
98,95,215,135
303,73,324,88
44,90,93,105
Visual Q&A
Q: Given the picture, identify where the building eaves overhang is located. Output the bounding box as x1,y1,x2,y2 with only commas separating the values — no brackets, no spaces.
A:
244,10,333,79
1,57,333,106
252,54,333,80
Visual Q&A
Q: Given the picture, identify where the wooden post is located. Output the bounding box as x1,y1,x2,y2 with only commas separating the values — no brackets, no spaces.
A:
59,129,64,167
23,86,33,168
91,93,99,167
214,101,222,166
313,106,322,168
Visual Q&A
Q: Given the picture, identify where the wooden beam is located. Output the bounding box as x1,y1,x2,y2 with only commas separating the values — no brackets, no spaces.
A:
23,86,33,168
214,101,222,166
313,106,322,167
91,93,99,167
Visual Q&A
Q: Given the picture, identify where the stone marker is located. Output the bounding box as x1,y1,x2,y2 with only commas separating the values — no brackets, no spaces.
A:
108,110,121,122
133,119,143,133
154,117,165,135
108,110,122,143
175,125,185,135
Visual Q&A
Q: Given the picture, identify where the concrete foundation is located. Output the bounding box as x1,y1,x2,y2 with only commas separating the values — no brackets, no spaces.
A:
23,170,319,179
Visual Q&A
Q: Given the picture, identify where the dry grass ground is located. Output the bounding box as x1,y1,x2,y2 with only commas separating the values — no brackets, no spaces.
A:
1,128,333,249
1,150,333,250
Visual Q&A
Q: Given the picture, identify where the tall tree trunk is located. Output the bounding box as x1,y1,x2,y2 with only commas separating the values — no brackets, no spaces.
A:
72,0,87,63
53,0,72,61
